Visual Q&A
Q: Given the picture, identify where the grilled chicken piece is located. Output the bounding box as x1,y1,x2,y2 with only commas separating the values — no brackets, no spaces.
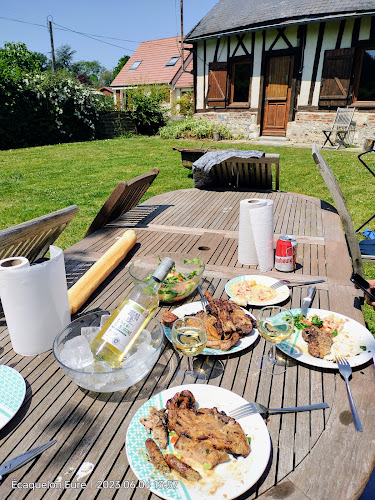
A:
166,390,196,411
175,435,229,468
206,333,240,351
168,406,250,457
229,302,256,335
302,325,332,358
164,454,201,482
195,311,221,340
145,438,170,474
161,310,178,328
140,406,168,449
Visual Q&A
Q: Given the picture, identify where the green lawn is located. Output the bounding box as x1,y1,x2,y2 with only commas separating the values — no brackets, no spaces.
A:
1,136,374,331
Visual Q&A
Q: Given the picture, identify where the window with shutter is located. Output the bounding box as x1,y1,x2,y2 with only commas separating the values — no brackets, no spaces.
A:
353,47,375,105
207,62,228,108
319,48,355,107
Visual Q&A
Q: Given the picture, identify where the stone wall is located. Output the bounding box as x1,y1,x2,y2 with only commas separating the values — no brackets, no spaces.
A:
195,111,259,139
286,111,375,146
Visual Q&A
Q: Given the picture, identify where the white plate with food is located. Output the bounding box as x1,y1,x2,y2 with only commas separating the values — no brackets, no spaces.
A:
225,275,289,306
277,308,375,369
163,301,258,355
126,384,271,500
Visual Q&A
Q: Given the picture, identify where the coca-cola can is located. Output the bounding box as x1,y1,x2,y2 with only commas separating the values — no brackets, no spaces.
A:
275,235,297,272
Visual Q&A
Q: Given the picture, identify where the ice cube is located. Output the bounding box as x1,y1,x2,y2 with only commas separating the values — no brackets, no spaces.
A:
81,326,100,344
100,315,110,328
122,342,156,367
93,361,113,373
60,335,94,369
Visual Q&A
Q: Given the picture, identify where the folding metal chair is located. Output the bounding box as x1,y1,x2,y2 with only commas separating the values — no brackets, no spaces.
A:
322,107,355,150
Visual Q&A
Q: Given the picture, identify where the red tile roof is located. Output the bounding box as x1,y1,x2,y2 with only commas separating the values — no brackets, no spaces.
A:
111,36,193,88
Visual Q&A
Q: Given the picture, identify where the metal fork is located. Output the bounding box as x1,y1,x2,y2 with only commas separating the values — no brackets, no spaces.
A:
271,279,325,289
229,401,329,419
336,356,363,431
197,285,209,311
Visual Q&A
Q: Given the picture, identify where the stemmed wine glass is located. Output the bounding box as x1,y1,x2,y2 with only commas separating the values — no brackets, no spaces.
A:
171,316,207,383
256,306,294,375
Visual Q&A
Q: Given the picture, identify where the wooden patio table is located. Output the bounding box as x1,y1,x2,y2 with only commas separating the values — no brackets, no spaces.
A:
0,188,374,500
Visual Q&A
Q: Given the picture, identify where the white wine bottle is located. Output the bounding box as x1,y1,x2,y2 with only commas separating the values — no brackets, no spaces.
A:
90,257,174,368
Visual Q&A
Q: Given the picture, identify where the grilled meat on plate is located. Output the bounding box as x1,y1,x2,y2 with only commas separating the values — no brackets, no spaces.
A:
174,435,229,468
302,325,333,358
145,438,170,474
140,406,168,449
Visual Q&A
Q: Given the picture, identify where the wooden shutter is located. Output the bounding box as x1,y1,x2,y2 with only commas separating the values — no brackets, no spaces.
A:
319,48,355,107
207,62,227,107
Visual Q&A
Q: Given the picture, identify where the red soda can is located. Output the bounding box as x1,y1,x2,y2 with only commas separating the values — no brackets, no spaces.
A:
275,236,297,272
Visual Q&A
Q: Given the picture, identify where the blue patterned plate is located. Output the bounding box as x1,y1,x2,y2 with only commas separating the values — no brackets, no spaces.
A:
126,384,271,500
163,301,258,355
0,365,26,429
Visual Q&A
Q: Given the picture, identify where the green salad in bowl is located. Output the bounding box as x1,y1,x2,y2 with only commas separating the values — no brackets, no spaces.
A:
128,252,205,303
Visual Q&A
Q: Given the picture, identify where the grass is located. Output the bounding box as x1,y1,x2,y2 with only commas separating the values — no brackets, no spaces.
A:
0,136,374,332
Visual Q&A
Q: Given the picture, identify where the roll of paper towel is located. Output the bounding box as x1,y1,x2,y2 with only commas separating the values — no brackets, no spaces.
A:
0,246,70,356
238,198,274,272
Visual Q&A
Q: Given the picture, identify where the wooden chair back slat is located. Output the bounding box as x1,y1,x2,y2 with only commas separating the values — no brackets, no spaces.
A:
312,143,363,274
85,168,159,237
0,205,78,263
209,154,279,190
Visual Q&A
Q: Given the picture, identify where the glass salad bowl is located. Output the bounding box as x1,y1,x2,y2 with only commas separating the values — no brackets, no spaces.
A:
128,252,205,303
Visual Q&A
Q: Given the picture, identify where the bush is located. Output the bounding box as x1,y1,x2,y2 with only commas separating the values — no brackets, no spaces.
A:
159,117,233,140
125,85,168,135
171,92,194,117
0,71,113,150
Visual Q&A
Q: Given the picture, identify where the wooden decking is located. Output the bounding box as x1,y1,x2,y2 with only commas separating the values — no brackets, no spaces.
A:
0,189,373,499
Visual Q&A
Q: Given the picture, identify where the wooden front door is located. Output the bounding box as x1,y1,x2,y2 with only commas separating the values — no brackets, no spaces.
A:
262,55,294,136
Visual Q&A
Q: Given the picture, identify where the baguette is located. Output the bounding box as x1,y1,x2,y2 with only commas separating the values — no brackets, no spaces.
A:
68,229,137,314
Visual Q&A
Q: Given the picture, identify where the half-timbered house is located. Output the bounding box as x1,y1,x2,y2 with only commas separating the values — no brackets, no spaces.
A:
184,0,375,144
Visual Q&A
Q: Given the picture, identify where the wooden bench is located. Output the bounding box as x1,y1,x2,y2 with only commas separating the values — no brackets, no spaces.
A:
209,154,280,190
85,168,159,237
0,205,78,263
322,107,355,150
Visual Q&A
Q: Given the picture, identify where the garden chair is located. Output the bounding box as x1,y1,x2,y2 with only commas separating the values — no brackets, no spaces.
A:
321,107,355,150
0,205,78,263
85,168,159,237
312,143,369,274
209,154,280,190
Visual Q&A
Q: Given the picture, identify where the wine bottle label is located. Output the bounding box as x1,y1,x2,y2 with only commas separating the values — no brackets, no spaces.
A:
101,299,149,352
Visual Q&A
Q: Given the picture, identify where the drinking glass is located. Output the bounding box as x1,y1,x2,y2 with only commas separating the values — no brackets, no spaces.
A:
171,316,207,383
256,306,294,375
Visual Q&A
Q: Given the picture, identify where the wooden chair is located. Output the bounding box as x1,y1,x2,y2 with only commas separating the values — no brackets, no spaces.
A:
0,205,78,263
312,143,364,274
209,154,280,190
322,107,355,150
85,168,159,237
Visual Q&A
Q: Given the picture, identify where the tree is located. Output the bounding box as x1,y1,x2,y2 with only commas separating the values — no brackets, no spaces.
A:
98,69,114,87
112,55,130,79
55,44,76,71
0,42,44,78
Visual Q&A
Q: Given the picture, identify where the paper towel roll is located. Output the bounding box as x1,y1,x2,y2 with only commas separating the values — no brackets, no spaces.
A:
0,246,70,356
0,256,30,271
238,198,274,272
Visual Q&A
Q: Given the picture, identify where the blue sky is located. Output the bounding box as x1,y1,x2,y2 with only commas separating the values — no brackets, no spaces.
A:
0,0,218,70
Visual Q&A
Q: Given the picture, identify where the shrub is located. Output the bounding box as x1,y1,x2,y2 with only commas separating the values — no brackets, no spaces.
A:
125,85,168,135
159,117,233,140
171,92,194,117
0,71,113,150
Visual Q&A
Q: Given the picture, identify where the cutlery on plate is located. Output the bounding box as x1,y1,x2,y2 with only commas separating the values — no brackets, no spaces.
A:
301,286,316,316
271,279,325,289
336,356,363,432
229,401,329,419
197,285,208,311
0,440,56,480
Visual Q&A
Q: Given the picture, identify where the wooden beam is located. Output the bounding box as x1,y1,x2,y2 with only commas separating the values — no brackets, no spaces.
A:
308,22,325,106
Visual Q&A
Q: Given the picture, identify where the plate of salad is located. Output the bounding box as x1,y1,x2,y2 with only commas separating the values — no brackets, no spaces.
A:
128,252,205,303
277,308,375,368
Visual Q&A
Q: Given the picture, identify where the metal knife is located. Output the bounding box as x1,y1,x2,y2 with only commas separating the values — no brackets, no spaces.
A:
301,286,316,316
0,440,56,480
